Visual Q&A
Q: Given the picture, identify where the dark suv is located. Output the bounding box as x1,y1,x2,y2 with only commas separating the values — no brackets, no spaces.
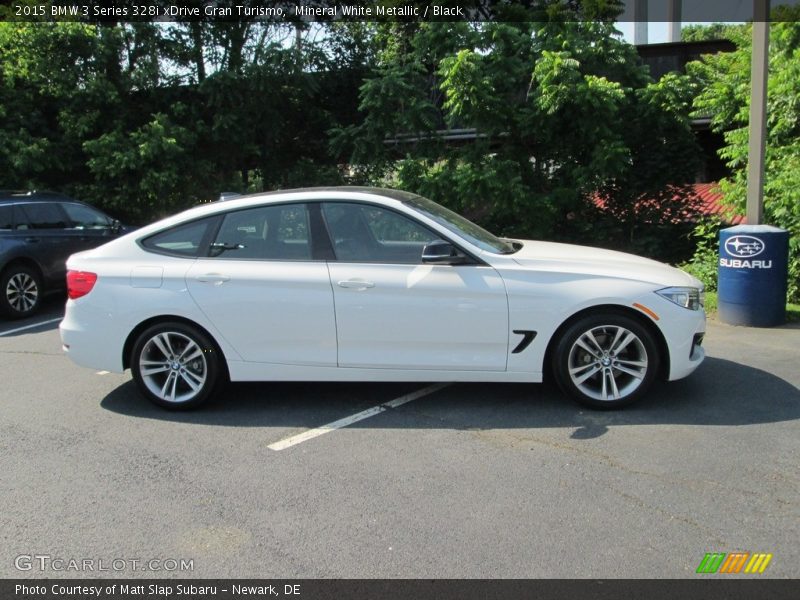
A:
0,191,124,318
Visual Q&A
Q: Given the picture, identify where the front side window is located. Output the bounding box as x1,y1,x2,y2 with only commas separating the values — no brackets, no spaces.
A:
63,203,112,229
322,202,439,263
142,218,214,257
403,195,515,254
210,204,311,260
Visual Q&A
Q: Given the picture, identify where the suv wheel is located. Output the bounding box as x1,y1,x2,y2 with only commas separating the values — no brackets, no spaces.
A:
1,266,42,318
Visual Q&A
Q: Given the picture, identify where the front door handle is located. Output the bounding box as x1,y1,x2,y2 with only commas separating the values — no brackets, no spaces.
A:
195,273,230,285
24,237,40,243
337,279,375,290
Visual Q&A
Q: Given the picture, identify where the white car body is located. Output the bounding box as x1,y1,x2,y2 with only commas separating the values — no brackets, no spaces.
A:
60,187,705,408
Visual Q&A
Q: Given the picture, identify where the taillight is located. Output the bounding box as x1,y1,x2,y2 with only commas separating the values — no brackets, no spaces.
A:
66,270,98,299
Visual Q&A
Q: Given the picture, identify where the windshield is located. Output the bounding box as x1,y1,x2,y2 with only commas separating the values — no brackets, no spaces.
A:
403,195,515,254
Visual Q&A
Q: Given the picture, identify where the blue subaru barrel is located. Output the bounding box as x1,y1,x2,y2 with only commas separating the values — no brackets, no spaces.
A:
718,224,789,327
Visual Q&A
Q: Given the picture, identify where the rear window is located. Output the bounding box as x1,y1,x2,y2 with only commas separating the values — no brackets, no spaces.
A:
141,218,214,257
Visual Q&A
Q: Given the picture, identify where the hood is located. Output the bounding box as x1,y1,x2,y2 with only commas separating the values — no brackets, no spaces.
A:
507,240,701,288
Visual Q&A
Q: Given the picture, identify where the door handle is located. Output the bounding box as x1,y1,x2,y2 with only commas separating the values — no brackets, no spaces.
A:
24,237,40,243
337,279,375,290
195,273,230,285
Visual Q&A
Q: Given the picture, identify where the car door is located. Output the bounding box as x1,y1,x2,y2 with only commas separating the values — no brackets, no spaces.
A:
185,202,337,366
61,202,117,252
16,202,76,285
322,202,509,371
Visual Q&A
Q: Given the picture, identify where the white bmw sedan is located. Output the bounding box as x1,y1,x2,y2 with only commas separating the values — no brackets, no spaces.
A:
60,187,705,410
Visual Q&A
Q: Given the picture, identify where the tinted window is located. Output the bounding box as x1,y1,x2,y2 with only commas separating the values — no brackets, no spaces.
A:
19,203,68,230
322,203,438,263
142,218,213,257
63,203,112,229
0,205,13,230
211,204,311,260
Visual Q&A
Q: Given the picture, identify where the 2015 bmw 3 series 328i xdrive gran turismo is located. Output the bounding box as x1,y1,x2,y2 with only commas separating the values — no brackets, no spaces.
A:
60,187,706,410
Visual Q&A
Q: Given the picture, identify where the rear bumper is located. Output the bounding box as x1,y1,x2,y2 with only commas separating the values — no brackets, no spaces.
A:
59,300,126,373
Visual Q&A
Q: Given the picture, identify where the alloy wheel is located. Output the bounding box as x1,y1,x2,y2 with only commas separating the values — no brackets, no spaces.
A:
567,325,649,402
6,272,39,313
138,331,208,404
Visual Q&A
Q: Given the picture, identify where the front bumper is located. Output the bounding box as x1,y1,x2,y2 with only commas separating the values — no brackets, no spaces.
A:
663,308,706,381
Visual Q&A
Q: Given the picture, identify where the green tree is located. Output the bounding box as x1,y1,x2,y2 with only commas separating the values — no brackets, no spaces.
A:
334,15,701,259
689,14,800,301
682,23,744,42
0,20,361,222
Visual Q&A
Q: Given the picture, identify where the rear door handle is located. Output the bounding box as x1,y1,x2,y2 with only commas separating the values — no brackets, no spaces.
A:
195,273,230,285
25,237,40,243
337,279,375,290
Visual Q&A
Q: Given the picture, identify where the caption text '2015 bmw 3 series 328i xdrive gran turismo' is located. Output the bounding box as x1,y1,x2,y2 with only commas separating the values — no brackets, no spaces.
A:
60,187,706,410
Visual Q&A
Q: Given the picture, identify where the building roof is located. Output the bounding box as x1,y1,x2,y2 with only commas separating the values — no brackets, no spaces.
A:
591,182,745,225
692,182,745,225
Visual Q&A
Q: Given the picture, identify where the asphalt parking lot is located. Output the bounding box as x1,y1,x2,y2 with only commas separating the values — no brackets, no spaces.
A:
1,299,798,579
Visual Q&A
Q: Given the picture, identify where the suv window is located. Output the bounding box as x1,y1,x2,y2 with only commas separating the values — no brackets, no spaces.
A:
19,203,68,230
211,204,311,260
322,202,438,263
63,203,112,229
142,218,214,257
0,205,13,230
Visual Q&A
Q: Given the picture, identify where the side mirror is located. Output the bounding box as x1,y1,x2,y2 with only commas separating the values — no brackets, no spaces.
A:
421,240,467,265
112,219,123,234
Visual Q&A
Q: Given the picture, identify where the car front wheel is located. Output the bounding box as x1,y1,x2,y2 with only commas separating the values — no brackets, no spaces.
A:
553,312,660,410
131,322,222,409
1,266,42,318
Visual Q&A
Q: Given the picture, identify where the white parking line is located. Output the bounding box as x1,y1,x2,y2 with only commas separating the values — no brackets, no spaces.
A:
267,383,450,451
0,317,62,337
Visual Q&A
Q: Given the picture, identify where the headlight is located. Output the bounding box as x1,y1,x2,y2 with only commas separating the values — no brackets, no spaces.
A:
656,287,702,310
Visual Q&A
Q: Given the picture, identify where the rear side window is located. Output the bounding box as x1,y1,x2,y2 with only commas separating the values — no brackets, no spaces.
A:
142,218,214,257
210,203,311,260
19,203,68,229
0,205,13,230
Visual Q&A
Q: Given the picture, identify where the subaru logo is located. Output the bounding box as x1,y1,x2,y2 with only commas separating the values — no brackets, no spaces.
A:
725,235,765,258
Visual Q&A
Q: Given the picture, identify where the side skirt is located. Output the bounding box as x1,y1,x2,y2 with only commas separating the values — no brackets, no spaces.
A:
227,362,542,383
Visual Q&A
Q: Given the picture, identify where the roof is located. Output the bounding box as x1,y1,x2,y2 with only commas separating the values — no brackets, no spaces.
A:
209,186,422,205
0,190,77,203
693,183,745,225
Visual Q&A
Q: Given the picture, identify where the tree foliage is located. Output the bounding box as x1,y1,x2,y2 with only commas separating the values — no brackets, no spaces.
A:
1,13,703,267
689,14,800,301
0,20,370,222
333,15,701,260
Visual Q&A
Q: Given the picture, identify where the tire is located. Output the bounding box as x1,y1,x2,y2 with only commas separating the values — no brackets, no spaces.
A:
130,322,223,410
0,265,42,319
552,312,660,410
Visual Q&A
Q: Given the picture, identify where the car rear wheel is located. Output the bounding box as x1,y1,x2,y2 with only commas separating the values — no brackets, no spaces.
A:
131,322,222,409
1,266,42,318
553,312,660,410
